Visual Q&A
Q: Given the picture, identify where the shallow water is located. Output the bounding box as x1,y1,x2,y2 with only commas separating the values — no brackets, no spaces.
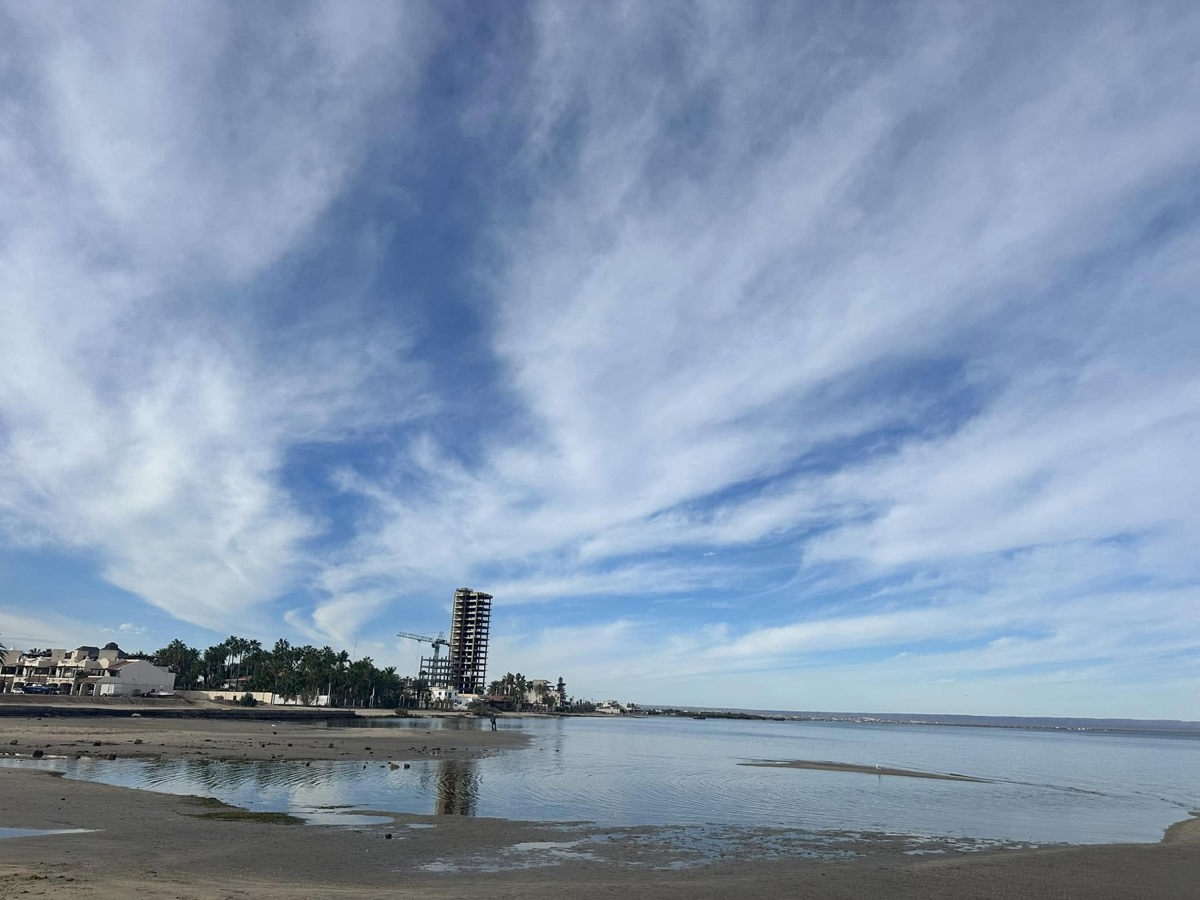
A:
0,827,95,840
6,716,1197,843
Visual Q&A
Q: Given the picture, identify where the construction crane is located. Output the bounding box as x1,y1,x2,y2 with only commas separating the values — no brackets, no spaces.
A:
396,631,450,660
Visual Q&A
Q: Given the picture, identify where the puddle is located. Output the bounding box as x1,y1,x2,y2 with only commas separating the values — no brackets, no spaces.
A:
295,809,394,826
422,839,600,873
0,827,96,840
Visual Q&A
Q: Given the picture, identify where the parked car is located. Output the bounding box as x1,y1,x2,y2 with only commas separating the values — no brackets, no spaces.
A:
19,684,52,694
144,689,176,698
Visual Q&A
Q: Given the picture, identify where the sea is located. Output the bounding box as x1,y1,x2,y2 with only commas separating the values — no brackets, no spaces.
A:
6,712,1198,845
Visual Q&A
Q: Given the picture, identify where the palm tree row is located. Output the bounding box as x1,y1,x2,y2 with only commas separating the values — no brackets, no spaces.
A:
153,635,422,709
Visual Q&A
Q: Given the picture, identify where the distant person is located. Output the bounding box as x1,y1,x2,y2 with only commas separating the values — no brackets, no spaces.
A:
489,713,497,731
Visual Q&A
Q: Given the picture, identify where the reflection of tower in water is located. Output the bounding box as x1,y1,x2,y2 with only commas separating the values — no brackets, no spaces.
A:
435,758,479,816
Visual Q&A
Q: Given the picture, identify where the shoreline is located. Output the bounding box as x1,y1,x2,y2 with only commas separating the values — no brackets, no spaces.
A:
1,711,1197,899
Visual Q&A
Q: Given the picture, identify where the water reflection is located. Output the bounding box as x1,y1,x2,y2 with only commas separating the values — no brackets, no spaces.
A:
433,758,479,816
0,827,96,840
6,717,1196,845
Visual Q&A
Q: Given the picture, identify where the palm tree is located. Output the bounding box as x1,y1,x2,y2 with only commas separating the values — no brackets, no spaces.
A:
514,673,528,710
346,657,376,708
201,643,228,689
375,666,405,708
330,650,350,706
268,639,299,702
243,640,265,689
412,675,431,708
154,639,201,690
396,675,415,708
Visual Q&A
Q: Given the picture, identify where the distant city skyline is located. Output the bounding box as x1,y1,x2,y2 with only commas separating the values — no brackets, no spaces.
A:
1,2,1197,719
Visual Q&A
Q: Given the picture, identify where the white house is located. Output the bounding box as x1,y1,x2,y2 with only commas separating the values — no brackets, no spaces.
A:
90,660,176,697
2,643,174,697
431,685,459,707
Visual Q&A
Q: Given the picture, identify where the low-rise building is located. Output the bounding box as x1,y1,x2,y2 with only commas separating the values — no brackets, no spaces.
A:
88,659,176,697
431,685,459,707
0,643,174,697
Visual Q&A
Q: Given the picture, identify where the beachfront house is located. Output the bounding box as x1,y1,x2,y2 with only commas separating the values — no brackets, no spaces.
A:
523,679,559,711
0,643,174,697
88,659,177,697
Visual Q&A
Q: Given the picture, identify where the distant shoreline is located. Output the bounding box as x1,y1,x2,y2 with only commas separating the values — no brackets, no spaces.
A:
633,706,1200,735
2,694,1196,737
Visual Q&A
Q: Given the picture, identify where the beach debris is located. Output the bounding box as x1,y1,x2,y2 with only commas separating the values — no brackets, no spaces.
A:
32,749,44,758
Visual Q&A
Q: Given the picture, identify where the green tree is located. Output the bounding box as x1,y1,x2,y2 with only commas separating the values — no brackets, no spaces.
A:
346,657,377,708
243,640,268,691
153,639,201,690
412,675,431,708
267,639,300,702
201,643,229,689
329,649,351,706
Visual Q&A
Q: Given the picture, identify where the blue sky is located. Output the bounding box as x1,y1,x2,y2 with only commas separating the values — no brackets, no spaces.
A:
1,2,1197,718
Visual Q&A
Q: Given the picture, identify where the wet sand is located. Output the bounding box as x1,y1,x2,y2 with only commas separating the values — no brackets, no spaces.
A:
1,709,1197,899
0,709,527,762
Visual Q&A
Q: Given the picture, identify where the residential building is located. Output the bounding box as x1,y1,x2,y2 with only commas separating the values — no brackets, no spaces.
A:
0,643,174,697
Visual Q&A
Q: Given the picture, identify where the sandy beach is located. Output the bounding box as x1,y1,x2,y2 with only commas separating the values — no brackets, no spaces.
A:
1,705,1197,899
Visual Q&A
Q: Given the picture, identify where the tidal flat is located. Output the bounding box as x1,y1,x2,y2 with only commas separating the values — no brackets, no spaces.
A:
1,709,1197,899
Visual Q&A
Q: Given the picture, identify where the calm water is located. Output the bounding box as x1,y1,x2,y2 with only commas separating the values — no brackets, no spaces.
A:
6,716,1197,844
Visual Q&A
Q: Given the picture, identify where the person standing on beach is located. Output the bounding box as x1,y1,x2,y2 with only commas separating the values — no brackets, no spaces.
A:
489,714,497,731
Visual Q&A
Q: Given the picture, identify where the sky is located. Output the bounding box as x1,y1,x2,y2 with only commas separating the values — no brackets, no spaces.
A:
1,1,1198,719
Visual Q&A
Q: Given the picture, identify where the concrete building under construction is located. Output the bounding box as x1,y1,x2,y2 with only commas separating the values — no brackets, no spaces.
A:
420,587,492,695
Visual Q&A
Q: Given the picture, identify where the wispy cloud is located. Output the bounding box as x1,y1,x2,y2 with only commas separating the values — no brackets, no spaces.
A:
0,2,434,633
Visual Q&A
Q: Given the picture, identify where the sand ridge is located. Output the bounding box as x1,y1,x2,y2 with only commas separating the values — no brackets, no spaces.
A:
738,758,991,781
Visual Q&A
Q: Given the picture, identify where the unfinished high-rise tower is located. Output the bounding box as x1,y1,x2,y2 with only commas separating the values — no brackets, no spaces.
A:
419,587,492,695
449,587,491,693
